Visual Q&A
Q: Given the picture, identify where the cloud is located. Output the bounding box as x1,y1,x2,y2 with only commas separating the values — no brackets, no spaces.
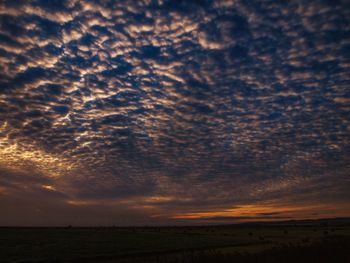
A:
0,0,349,225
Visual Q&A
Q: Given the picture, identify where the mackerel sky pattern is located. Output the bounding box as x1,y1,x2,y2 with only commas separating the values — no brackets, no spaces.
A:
0,0,349,225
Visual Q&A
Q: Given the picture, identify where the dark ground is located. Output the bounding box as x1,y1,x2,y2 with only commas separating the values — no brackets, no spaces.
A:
1,221,349,262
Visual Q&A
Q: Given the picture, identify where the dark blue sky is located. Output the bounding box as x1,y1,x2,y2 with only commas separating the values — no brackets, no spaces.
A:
0,0,349,225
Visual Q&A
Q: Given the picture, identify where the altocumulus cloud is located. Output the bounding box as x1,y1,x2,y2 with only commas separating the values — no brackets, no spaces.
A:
0,0,350,225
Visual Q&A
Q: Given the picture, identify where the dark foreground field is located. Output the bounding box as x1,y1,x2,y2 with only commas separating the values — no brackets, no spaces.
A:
1,222,349,263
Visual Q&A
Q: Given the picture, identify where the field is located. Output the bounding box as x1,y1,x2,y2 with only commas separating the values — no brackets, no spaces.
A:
1,223,350,262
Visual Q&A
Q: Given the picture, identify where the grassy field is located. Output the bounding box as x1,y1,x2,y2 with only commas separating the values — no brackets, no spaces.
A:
1,224,349,262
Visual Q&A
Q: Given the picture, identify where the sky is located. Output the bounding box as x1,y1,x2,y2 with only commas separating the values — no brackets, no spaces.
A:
0,0,349,226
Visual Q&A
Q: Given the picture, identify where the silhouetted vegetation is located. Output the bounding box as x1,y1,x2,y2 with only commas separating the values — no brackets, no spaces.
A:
0,223,349,262
120,236,350,263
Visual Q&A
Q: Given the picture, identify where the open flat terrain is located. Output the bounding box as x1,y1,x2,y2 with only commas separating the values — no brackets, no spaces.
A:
1,222,350,262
